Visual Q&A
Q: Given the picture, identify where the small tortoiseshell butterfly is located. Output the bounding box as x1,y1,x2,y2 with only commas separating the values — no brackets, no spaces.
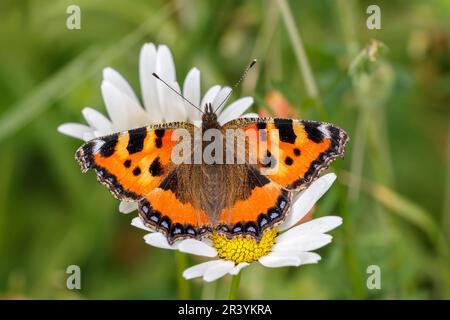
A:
76,104,348,244
75,61,348,244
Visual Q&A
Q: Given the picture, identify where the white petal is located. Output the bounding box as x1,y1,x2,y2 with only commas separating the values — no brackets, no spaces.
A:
82,107,113,135
212,86,232,114
183,260,225,280
280,216,343,240
103,74,147,125
82,131,95,141
119,201,138,214
203,260,235,282
156,45,177,120
297,252,321,264
178,239,218,257
103,67,140,104
183,68,201,121
278,173,337,231
259,254,301,268
217,97,254,125
101,81,129,131
163,81,187,122
201,238,214,247
131,217,153,232
102,81,148,131
240,112,259,118
200,85,221,109
143,232,178,250
259,252,321,267
229,262,249,275
273,233,333,252
156,45,176,82
57,123,93,141
139,43,164,121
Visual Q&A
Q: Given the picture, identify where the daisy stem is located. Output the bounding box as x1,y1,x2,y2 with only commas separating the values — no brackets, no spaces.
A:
175,252,190,299
228,272,241,300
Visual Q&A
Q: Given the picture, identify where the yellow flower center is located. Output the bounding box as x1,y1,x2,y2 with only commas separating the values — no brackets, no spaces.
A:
210,229,278,263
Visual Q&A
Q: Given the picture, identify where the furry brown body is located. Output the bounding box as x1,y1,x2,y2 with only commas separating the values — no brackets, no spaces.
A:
165,104,254,224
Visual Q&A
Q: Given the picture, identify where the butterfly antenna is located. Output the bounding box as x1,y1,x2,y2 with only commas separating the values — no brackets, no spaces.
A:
213,59,257,113
152,73,204,114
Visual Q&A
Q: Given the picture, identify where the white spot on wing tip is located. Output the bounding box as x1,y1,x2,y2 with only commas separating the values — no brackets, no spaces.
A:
318,124,331,138
92,139,105,153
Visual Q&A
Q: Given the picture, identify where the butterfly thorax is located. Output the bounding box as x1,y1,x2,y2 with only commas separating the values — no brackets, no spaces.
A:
201,103,221,131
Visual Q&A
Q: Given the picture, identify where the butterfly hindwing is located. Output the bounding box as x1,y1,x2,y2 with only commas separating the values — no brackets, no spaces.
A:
138,168,213,243
224,117,348,191
215,165,293,240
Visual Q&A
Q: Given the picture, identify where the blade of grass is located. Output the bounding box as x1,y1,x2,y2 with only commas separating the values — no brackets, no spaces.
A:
276,0,319,100
242,0,280,95
342,171,449,259
443,114,450,243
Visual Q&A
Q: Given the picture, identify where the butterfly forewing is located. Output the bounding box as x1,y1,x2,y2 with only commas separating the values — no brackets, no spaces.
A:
224,117,349,191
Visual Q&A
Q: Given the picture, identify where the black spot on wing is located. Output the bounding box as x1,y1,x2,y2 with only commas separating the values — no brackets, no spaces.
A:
127,127,147,154
257,122,267,130
159,170,177,192
293,148,301,156
261,150,276,169
284,156,293,165
155,128,165,138
274,119,297,144
247,166,270,189
149,157,164,177
124,159,131,168
99,135,118,157
155,138,163,148
303,121,324,143
132,166,141,176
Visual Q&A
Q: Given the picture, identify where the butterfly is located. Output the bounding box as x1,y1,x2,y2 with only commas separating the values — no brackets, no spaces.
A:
75,98,348,244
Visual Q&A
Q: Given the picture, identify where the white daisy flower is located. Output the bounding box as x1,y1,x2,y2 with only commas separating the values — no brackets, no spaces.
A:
58,43,256,214
132,173,342,282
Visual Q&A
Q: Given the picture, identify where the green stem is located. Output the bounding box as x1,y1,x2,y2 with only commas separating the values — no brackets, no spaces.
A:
277,0,319,99
228,273,242,300
175,252,190,299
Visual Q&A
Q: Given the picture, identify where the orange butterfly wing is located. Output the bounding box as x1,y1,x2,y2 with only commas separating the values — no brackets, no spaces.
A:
224,118,349,191
212,118,347,239
76,122,193,201
215,166,293,240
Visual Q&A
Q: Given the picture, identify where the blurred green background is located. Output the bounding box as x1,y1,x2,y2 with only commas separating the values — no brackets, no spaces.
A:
0,0,449,299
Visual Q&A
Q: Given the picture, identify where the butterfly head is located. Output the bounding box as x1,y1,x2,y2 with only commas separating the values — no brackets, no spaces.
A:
202,103,219,128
